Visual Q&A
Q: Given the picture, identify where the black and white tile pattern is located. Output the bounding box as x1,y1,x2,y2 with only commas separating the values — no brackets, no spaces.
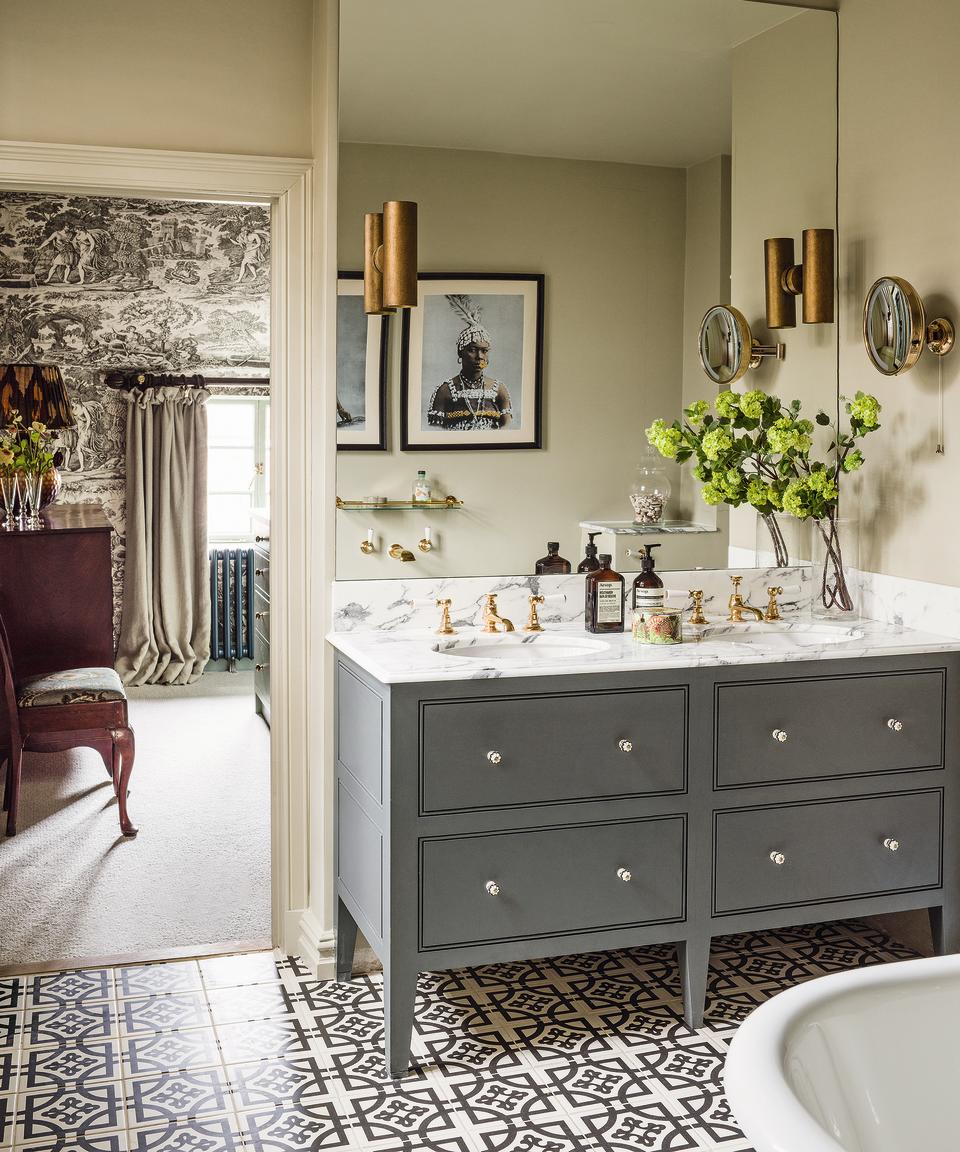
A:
0,921,919,1151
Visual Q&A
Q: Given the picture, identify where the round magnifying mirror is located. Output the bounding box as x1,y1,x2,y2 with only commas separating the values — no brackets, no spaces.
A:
698,305,752,385
863,276,925,376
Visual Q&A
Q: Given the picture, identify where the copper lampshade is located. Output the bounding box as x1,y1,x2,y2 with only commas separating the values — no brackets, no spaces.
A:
0,363,75,429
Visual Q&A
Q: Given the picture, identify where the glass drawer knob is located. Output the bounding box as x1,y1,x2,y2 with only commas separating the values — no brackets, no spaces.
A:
772,729,788,743
769,851,786,866
887,719,903,732
617,867,632,883
485,881,500,896
619,739,633,753
884,837,901,852
487,751,502,765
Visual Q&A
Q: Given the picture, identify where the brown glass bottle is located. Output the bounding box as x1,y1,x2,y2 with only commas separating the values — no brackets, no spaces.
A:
577,531,602,573
585,553,625,633
631,543,664,610
535,541,571,575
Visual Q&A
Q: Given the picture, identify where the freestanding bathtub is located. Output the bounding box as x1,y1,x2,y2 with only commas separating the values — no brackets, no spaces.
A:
724,954,959,1152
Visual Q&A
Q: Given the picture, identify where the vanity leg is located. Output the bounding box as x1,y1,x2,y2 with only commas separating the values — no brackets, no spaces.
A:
336,897,359,981
384,957,418,1078
928,906,960,955
679,935,711,1030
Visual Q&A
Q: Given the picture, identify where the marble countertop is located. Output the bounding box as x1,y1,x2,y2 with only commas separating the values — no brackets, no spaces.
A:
327,618,960,684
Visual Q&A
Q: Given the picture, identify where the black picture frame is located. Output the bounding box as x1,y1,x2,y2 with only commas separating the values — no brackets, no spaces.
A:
400,272,544,451
336,271,389,451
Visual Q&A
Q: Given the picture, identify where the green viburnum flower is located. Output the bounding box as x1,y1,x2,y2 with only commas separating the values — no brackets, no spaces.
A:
849,392,880,428
842,449,864,472
746,477,771,509
807,469,838,499
767,418,812,455
781,478,813,519
685,400,709,425
701,427,733,461
715,391,739,419
701,483,724,506
693,464,710,482
739,390,766,421
645,419,682,459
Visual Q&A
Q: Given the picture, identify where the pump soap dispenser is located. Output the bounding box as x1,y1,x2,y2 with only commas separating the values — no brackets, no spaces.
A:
577,532,602,573
631,543,664,611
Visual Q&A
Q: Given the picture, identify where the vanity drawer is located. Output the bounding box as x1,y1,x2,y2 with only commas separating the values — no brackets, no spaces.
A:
420,687,686,812
713,790,942,915
715,670,944,788
253,588,270,633
253,555,270,600
420,815,685,948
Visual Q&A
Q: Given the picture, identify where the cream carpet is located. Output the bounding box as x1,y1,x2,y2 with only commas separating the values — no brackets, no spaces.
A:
0,674,271,968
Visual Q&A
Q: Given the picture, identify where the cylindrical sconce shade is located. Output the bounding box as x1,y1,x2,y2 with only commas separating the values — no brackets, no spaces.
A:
364,212,390,315
381,200,418,310
801,228,834,324
765,238,796,329
0,364,75,428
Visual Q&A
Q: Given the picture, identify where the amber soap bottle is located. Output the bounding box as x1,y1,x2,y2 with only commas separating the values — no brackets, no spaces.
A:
585,553,625,633
535,541,572,575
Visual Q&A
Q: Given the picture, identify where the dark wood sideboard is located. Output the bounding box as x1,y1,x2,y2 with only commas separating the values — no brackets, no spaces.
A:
0,503,114,679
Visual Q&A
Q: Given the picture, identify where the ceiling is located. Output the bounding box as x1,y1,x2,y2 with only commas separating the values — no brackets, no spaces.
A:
339,0,807,168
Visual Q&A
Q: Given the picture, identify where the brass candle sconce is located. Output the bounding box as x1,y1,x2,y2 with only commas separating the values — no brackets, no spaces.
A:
764,228,835,328
363,200,418,315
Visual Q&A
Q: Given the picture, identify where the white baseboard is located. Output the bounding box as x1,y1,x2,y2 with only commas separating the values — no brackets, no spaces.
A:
296,907,336,979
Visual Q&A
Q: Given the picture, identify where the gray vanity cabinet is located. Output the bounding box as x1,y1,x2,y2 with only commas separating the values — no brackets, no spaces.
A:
334,650,960,1076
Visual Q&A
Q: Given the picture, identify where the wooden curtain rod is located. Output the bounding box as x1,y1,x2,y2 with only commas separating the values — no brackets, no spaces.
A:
103,372,270,390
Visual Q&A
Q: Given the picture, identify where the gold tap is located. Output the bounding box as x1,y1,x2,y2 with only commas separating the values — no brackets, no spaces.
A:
727,575,764,622
481,593,515,634
764,586,784,622
688,590,708,625
435,598,456,635
389,544,416,562
523,595,545,633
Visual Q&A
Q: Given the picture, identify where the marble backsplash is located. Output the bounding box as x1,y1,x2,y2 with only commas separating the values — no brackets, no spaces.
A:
331,566,815,633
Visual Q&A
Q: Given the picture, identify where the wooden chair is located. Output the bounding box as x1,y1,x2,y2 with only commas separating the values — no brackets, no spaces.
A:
0,612,137,838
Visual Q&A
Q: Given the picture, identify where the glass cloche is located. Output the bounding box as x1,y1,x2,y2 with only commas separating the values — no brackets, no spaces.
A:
630,457,672,525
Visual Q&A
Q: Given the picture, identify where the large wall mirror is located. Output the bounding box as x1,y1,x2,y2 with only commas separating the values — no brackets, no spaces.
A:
336,0,838,580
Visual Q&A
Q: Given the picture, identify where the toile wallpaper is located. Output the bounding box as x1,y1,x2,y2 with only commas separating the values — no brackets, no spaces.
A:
0,192,270,639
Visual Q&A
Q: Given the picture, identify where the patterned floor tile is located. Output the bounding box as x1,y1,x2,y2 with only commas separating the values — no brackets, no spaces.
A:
21,1005,115,1050
0,983,21,1013
0,1054,15,1096
198,954,286,990
116,964,202,1000
0,1014,19,1055
21,1042,122,1091
347,1084,463,1146
15,1136,128,1152
237,1102,352,1151
671,1087,744,1146
205,983,296,1027
447,1070,565,1129
296,976,381,1017
124,1068,232,1128
126,1116,241,1151
123,1029,222,1077
579,1102,701,1151
324,1049,428,1094
215,1018,313,1065
0,1093,13,1149
224,1057,330,1111
12,1082,125,1145
119,994,211,1038
26,971,114,1008
470,1118,590,1152
541,1056,655,1112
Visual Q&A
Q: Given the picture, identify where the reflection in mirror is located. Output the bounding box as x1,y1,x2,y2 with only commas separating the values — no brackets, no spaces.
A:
697,305,783,386
336,0,838,580
863,276,955,376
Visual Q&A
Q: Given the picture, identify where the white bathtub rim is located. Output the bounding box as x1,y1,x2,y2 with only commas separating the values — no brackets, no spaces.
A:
723,952,954,1152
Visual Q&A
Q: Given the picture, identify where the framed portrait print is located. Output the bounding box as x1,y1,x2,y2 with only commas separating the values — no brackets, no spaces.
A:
401,273,544,451
336,273,388,450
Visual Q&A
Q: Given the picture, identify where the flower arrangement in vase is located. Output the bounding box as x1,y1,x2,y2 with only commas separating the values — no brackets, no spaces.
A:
645,388,882,614
1,412,57,528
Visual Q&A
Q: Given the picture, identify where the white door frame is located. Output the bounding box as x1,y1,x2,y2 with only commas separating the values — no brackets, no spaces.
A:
0,139,322,957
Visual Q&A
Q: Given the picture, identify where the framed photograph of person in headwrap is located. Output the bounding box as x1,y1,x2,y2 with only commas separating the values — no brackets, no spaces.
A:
401,273,544,450
336,273,389,450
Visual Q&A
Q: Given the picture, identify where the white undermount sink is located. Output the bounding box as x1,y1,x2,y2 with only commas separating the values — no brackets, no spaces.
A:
694,622,865,648
434,633,611,663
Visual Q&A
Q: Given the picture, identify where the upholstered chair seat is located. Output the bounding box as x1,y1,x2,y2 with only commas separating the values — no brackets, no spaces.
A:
17,667,127,708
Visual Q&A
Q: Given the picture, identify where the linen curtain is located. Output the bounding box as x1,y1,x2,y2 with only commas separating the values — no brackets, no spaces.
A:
116,379,211,685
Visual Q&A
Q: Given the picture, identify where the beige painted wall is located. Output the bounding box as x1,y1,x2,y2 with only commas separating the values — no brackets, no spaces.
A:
838,0,960,585
336,143,687,579
729,9,838,553
0,0,314,157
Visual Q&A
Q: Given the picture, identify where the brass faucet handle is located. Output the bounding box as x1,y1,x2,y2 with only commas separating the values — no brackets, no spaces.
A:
764,586,784,622
729,574,743,591
524,594,545,633
688,589,708,625
436,598,456,635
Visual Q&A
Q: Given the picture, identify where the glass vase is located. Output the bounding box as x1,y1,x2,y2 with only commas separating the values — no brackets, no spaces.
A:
812,512,859,618
0,472,18,529
630,462,672,525
754,513,812,569
20,471,44,528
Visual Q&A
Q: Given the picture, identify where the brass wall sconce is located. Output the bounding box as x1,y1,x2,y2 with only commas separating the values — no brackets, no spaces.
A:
360,529,377,555
764,229,835,328
863,276,955,376
363,200,418,315
698,305,784,385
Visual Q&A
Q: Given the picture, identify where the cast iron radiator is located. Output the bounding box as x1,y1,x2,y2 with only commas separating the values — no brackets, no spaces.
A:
209,547,255,663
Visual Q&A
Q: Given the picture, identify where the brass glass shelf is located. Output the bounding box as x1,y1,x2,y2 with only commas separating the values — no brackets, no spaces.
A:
337,496,463,511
